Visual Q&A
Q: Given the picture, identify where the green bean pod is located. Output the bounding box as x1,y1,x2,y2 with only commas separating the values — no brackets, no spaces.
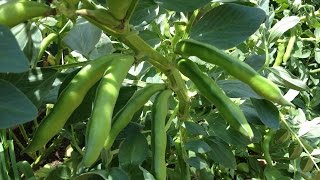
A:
175,39,293,106
36,32,58,65
0,1,53,28
107,0,132,20
151,89,172,180
176,58,254,139
23,54,125,153
81,55,134,167
104,83,166,150
283,34,296,63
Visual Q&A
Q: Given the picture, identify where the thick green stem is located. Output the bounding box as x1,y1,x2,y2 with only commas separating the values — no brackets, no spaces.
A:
174,136,191,180
119,32,190,117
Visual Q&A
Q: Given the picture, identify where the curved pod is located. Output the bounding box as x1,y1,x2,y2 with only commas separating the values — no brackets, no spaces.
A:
176,58,254,139
175,39,293,106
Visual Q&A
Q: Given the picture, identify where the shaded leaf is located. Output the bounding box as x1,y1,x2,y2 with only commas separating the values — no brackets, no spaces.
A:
0,25,29,73
0,80,38,128
205,137,236,168
184,121,207,136
184,140,211,153
76,170,108,180
0,68,58,107
251,98,280,129
118,132,149,167
131,0,158,26
63,18,102,57
108,168,129,180
264,166,291,180
186,157,208,170
154,0,211,12
191,3,266,49
217,80,261,99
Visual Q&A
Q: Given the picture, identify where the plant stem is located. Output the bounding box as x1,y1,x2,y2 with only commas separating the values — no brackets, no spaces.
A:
18,125,29,144
165,104,179,132
174,136,191,180
119,32,190,117
9,130,36,160
41,61,90,69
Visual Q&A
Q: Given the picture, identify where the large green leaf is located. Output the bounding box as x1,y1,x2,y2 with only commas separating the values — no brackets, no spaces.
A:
185,157,208,170
0,25,29,73
154,0,211,12
0,79,38,128
205,137,236,169
131,0,159,27
63,18,102,57
0,68,58,107
268,16,300,42
184,140,211,153
251,98,280,129
206,114,255,146
217,80,261,99
118,132,149,168
267,66,309,91
190,3,266,49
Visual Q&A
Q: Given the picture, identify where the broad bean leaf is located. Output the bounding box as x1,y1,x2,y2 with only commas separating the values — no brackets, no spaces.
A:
131,0,158,27
45,165,71,180
11,23,29,50
0,68,58,107
191,3,266,49
298,117,320,138
108,168,129,180
264,166,291,180
205,137,236,168
185,157,208,170
63,18,102,57
268,66,309,92
0,25,29,73
184,140,211,153
0,80,38,129
268,16,300,42
76,170,108,180
88,33,115,59
244,54,266,71
206,114,256,146
139,166,155,180
251,98,280,129
184,121,207,136
292,41,311,59
118,132,149,168
16,161,35,179
217,80,261,99
139,30,161,47
240,101,263,125
154,0,211,12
